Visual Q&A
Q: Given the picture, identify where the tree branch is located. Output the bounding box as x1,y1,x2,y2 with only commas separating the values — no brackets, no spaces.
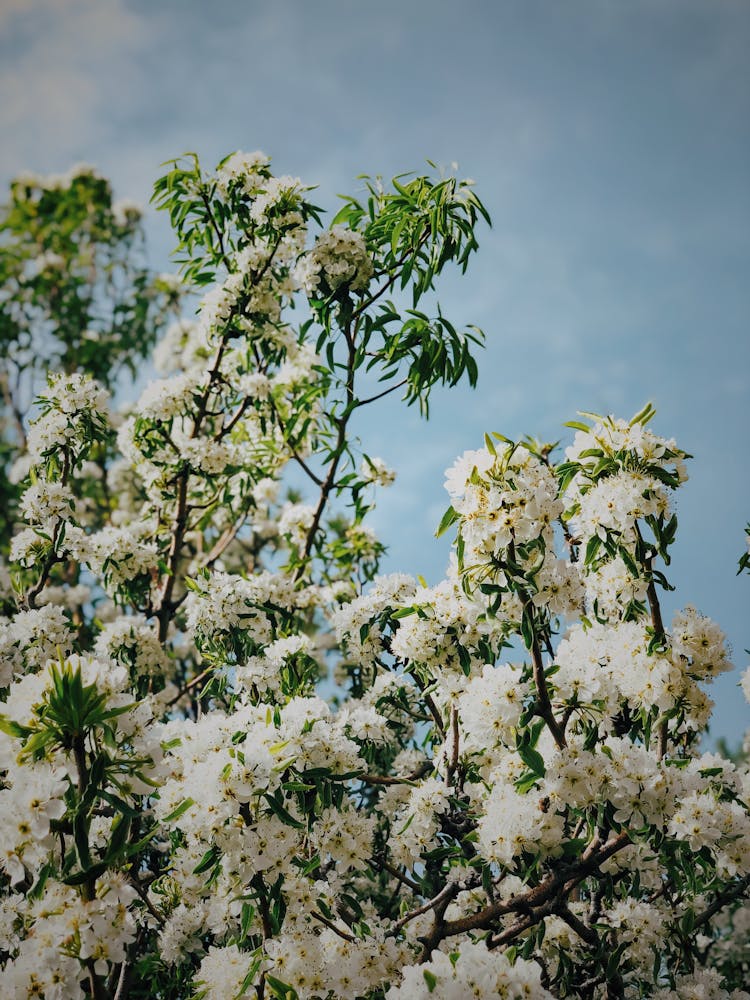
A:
438,831,630,942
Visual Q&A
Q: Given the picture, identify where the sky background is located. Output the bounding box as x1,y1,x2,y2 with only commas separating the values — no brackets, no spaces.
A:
2,0,748,741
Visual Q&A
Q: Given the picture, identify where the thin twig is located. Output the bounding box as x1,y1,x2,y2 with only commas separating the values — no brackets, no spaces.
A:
356,378,408,408
166,665,215,706
311,910,357,942
691,874,750,933
375,856,422,894
394,881,457,933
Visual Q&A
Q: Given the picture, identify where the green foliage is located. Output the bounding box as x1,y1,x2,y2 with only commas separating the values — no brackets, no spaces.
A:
3,150,748,1000
1,165,179,385
0,167,180,553
739,524,750,575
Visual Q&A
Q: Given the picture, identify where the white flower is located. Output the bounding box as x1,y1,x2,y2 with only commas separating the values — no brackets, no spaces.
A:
387,940,554,998
278,502,315,546
20,481,75,526
360,456,396,487
112,198,142,225
215,149,271,195
136,373,204,422
298,225,373,295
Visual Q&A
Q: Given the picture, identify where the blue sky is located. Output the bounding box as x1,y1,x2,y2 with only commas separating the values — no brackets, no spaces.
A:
2,0,749,741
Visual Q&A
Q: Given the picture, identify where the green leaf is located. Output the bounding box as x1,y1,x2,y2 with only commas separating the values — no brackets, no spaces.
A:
630,401,656,427
161,798,196,824
193,844,222,875
73,810,92,870
457,642,472,676
619,544,640,578
435,505,459,538
103,814,132,864
520,605,534,650
263,793,305,829
517,742,546,778
584,534,602,566
266,975,298,999
0,716,32,739
63,862,107,886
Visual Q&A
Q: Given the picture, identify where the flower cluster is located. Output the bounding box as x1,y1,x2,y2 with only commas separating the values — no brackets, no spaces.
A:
297,224,373,295
386,941,554,999
1,152,748,1000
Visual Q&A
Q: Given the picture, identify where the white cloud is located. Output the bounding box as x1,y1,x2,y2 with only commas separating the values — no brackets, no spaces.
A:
0,0,145,178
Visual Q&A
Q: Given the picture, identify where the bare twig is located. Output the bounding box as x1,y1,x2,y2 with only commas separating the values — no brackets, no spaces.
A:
356,378,408,408
375,856,422,894
311,910,357,943
166,665,215,706
691,874,750,933
394,881,457,933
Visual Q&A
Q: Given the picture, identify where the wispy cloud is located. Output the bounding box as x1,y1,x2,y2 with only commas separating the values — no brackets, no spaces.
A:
1,0,748,737
0,0,145,178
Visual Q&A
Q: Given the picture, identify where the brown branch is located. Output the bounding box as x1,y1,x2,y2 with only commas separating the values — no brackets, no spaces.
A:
112,957,132,1000
557,904,600,948
256,883,273,940
418,883,461,960
506,534,566,750
351,231,432,320
24,519,65,609
166,665,215,706
407,683,444,737
395,881,458,933
199,187,228,266
447,702,460,782
294,229,438,577
215,394,254,440
296,322,357,576
488,912,536,949
646,577,665,640
156,328,233,640
157,472,190,642
375,856,423,894
129,875,165,927
359,771,424,787
85,963,111,1000
259,382,324,488
538,450,579,565
311,910,357,943
356,378,408,408
438,831,630,942
25,450,72,609
691,874,750,933
71,735,111,1000
642,544,668,759
156,234,286,641
524,595,566,750
203,508,252,567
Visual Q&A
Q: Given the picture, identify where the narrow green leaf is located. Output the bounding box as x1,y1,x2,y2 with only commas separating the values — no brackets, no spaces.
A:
161,798,196,824
435,505,459,538
423,970,437,993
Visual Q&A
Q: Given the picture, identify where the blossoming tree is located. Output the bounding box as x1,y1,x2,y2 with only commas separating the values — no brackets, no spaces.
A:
0,164,181,548
0,151,749,1000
